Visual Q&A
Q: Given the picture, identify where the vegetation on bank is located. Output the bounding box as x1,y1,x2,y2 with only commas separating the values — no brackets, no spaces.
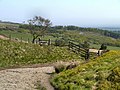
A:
51,50,120,90
0,39,80,68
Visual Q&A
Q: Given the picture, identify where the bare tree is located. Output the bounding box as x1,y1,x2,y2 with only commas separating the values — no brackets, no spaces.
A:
28,16,52,43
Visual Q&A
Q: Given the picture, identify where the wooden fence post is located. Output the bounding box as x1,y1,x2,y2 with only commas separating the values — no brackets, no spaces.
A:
21,37,22,42
48,39,51,45
85,49,90,61
38,38,41,45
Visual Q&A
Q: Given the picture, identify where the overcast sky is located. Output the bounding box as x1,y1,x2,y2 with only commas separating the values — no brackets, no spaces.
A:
0,0,120,27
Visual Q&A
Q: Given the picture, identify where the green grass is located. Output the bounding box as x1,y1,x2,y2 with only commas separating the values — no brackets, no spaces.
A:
0,39,80,68
51,50,120,90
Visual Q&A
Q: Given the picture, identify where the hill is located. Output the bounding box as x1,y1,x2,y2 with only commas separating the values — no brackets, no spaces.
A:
0,21,19,29
51,50,120,90
1,22,120,48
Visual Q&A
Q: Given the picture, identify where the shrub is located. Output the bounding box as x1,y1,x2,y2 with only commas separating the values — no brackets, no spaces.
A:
54,65,66,73
100,44,107,50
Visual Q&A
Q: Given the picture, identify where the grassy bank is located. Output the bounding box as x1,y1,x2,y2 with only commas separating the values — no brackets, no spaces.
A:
0,39,80,68
51,50,120,90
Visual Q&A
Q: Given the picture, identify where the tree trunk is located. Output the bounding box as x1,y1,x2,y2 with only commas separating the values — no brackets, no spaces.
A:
32,37,36,43
32,35,39,43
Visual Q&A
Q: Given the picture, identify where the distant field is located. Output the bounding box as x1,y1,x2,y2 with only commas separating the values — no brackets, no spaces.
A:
0,22,19,27
91,44,120,50
0,30,32,41
1,30,120,50
0,30,59,43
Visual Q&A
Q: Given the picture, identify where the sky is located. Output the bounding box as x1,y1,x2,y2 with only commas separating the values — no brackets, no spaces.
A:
0,0,120,27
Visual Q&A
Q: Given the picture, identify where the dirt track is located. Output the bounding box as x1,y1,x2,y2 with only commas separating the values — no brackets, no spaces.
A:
0,61,80,90
0,66,55,90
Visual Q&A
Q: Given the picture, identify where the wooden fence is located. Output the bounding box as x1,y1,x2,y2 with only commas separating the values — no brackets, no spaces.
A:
36,38,51,46
8,35,51,45
68,41,99,60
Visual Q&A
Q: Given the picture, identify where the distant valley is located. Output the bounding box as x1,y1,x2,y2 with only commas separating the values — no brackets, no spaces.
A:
98,27,120,31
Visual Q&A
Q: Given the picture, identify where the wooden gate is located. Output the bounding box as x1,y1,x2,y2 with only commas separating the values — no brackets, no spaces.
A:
68,41,90,60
